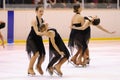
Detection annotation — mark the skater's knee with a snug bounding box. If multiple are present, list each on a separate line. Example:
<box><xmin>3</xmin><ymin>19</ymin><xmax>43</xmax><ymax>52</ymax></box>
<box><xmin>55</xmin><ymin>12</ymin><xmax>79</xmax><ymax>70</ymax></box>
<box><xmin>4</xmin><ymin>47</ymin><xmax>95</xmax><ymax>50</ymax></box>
<box><xmin>56</xmin><ymin>54</ymin><xmax>61</xmax><ymax>58</ymax></box>
<box><xmin>64</xmin><ymin>54</ymin><xmax>70</xmax><ymax>59</ymax></box>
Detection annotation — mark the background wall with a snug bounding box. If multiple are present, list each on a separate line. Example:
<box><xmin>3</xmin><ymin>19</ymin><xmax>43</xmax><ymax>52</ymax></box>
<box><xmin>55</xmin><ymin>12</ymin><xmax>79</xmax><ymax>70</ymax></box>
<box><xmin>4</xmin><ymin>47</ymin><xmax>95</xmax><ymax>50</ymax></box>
<box><xmin>0</xmin><ymin>9</ymin><xmax>120</xmax><ymax>42</ymax></box>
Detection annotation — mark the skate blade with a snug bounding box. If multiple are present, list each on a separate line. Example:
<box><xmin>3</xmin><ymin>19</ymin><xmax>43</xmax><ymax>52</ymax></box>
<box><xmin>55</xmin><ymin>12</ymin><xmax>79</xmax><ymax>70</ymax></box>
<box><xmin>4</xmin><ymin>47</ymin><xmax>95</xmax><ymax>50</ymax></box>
<box><xmin>53</xmin><ymin>69</ymin><xmax>62</xmax><ymax>77</ymax></box>
<box><xmin>69</xmin><ymin>61</ymin><xmax>77</xmax><ymax>66</ymax></box>
<box><xmin>47</xmin><ymin>69</ymin><xmax>53</xmax><ymax>76</ymax></box>
<box><xmin>28</xmin><ymin>73</ymin><xmax>35</xmax><ymax>77</ymax></box>
<box><xmin>69</xmin><ymin>61</ymin><xmax>82</xmax><ymax>67</ymax></box>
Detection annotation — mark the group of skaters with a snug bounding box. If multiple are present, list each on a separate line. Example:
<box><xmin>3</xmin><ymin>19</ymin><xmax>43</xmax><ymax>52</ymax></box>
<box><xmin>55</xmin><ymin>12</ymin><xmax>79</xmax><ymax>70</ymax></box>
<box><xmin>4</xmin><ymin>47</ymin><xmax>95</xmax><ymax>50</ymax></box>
<box><xmin>0</xmin><ymin>3</ymin><xmax>115</xmax><ymax>77</ymax></box>
<box><xmin>26</xmin><ymin>4</ymin><xmax>115</xmax><ymax>77</ymax></box>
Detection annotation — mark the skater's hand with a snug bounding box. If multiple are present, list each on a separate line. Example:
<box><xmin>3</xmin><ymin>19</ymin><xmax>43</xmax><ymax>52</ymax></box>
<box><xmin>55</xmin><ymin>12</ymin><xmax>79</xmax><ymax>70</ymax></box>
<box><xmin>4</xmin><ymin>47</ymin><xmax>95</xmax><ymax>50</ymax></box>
<box><xmin>109</xmin><ymin>31</ymin><xmax>116</xmax><ymax>34</ymax></box>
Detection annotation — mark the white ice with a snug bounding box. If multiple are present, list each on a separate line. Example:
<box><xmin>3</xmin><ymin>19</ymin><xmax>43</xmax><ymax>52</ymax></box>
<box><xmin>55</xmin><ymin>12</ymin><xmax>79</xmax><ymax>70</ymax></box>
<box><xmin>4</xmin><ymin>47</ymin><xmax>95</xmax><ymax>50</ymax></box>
<box><xmin>0</xmin><ymin>40</ymin><xmax>120</xmax><ymax>80</ymax></box>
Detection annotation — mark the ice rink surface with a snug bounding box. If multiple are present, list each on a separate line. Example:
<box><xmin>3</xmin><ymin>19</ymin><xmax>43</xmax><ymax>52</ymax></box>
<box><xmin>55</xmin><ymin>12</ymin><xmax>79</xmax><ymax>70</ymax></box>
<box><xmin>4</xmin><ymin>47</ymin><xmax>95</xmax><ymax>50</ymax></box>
<box><xmin>0</xmin><ymin>40</ymin><xmax>120</xmax><ymax>80</ymax></box>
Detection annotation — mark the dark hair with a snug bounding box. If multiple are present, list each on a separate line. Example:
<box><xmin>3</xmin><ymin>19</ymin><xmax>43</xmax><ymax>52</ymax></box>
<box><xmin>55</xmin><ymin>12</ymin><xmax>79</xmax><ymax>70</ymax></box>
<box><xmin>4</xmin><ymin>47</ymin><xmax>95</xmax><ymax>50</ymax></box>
<box><xmin>92</xmin><ymin>18</ymin><xmax>100</xmax><ymax>25</ymax></box>
<box><xmin>35</xmin><ymin>5</ymin><xmax>43</xmax><ymax>11</ymax></box>
<box><xmin>0</xmin><ymin>22</ymin><xmax>5</xmax><ymax>29</ymax></box>
<box><xmin>39</xmin><ymin>24</ymin><xmax>46</xmax><ymax>32</ymax></box>
<box><xmin>73</xmin><ymin>4</ymin><xmax>80</xmax><ymax>13</ymax></box>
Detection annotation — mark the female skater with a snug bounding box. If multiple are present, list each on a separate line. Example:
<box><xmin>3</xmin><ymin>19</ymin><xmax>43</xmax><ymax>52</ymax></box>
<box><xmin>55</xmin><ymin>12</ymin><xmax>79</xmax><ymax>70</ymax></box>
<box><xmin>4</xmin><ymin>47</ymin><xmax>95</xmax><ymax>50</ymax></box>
<box><xmin>39</xmin><ymin>23</ymin><xmax>70</xmax><ymax>77</ymax></box>
<box><xmin>0</xmin><ymin>20</ymin><xmax>5</xmax><ymax>48</ymax></box>
<box><xmin>68</xmin><ymin>4</ymin><xmax>115</xmax><ymax>67</ymax></box>
<box><xmin>26</xmin><ymin>5</ymin><xmax>46</xmax><ymax>75</ymax></box>
<box><xmin>68</xmin><ymin>4</ymin><xmax>91</xmax><ymax>67</ymax></box>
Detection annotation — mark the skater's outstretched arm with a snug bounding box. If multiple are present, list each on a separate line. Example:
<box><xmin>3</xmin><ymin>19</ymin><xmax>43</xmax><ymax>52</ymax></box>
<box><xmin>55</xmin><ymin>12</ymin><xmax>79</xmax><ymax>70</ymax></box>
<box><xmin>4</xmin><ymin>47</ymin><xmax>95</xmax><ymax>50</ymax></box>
<box><xmin>95</xmin><ymin>25</ymin><xmax>115</xmax><ymax>34</ymax></box>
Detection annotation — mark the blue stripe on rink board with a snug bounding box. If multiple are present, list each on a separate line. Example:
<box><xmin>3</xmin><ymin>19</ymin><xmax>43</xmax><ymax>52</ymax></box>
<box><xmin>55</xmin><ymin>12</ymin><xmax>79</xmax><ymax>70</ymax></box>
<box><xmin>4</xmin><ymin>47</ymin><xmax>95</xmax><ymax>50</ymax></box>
<box><xmin>7</xmin><ymin>11</ymin><xmax>14</xmax><ymax>43</ymax></box>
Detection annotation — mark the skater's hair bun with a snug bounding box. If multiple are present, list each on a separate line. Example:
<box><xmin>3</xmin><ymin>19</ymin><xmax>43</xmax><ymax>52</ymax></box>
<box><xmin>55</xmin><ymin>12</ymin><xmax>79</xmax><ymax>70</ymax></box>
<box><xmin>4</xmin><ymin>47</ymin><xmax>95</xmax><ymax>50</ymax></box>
<box><xmin>92</xmin><ymin>18</ymin><xmax>100</xmax><ymax>25</ymax></box>
<box><xmin>35</xmin><ymin>5</ymin><xmax>43</xmax><ymax>11</ymax></box>
<box><xmin>73</xmin><ymin>4</ymin><xmax>80</xmax><ymax>14</ymax></box>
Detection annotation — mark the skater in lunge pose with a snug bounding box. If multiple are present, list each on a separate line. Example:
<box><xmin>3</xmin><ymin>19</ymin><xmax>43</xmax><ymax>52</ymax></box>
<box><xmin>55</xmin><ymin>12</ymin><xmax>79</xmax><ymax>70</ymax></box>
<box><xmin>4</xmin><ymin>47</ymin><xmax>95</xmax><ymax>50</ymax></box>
<box><xmin>26</xmin><ymin>5</ymin><xmax>46</xmax><ymax>75</ymax></box>
<box><xmin>39</xmin><ymin>23</ymin><xmax>70</xmax><ymax>77</ymax></box>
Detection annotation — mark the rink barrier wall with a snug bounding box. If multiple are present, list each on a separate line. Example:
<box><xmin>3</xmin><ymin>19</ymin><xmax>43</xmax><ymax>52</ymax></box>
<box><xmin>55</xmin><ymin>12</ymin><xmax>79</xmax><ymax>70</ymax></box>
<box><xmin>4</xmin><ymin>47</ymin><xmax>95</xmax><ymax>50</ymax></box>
<box><xmin>0</xmin><ymin>9</ymin><xmax>120</xmax><ymax>43</ymax></box>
